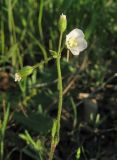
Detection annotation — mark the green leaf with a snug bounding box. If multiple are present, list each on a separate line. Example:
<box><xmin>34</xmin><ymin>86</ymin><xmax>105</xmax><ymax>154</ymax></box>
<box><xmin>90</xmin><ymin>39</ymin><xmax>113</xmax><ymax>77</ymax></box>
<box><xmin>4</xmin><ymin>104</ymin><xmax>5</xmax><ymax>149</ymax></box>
<box><xmin>13</xmin><ymin>112</ymin><xmax>52</xmax><ymax>135</ymax></box>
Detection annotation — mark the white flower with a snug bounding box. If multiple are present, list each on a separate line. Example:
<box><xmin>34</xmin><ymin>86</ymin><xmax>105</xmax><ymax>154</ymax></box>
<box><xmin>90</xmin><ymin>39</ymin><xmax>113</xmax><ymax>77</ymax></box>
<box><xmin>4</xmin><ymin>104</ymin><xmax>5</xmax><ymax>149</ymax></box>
<box><xmin>15</xmin><ymin>73</ymin><xmax>21</xmax><ymax>82</ymax></box>
<box><xmin>66</xmin><ymin>28</ymin><xmax>87</xmax><ymax>55</ymax></box>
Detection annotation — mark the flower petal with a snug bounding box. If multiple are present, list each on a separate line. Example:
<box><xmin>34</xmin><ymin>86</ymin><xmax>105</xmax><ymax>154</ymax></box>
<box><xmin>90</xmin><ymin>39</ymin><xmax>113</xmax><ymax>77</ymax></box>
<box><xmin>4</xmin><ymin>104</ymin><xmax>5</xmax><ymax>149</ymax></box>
<box><xmin>15</xmin><ymin>73</ymin><xmax>21</xmax><ymax>82</ymax></box>
<box><xmin>66</xmin><ymin>28</ymin><xmax>84</xmax><ymax>41</ymax></box>
<box><xmin>69</xmin><ymin>38</ymin><xmax>87</xmax><ymax>55</ymax></box>
<box><xmin>77</xmin><ymin>38</ymin><xmax>87</xmax><ymax>51</ymax></box>
<box><xmin>69</xmin><ymin>48</ymin><xmax>80</xmax><ymax>55</ymax></box>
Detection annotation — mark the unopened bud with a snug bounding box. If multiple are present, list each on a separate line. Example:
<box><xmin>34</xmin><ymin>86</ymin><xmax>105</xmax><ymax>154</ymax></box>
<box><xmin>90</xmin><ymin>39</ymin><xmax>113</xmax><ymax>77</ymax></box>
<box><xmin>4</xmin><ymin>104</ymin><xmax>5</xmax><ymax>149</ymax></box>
<box><xmin>15</xmin><ymin>66</ymin><xmax>33</xmax><ymax>82</ymax></box>
<box><xmin>58</xmin><ymin>13</ymin><xmax>67</xmax><ymax>33</ymax></box>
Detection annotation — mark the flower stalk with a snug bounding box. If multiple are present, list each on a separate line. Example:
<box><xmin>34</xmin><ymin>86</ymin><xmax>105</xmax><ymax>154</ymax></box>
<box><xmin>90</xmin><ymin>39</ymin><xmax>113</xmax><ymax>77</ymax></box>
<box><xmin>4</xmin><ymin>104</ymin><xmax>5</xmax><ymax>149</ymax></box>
<box><xmin>49</xmin><ymin>30</ymin><xmax>63</xmax><ymax>160</ymax></box>
<box><xmin>49</xmin><ymin>13</ymin><xmax>67</xmax><ymax>160</ymax></box>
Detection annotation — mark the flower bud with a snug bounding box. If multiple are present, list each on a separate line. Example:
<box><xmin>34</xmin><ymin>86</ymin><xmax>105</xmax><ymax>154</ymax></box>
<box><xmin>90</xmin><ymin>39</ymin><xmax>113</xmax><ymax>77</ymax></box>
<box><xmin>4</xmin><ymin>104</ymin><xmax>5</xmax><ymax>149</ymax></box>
<box><xmin>15</xmin><ymin>66</ymin><xmax>34</xmax><ymax>82</ymax></box>
<box><xmin>58</xmin><ymin>13</ymin><xmax>67</xmax><ymax>33</ymax></box>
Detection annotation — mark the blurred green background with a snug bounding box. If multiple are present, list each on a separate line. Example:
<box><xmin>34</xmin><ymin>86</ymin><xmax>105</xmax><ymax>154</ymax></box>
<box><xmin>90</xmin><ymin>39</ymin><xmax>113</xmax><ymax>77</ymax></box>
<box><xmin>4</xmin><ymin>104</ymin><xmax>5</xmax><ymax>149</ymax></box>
<box><xmin>0</xmin><ymin>0</ymin><xmax>117</xmax><ymax>160</ymax></box>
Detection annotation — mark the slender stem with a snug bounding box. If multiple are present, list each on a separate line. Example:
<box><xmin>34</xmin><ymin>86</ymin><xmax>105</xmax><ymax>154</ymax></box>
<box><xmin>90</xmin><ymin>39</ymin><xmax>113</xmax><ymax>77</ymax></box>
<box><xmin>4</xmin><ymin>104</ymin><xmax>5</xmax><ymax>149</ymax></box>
<box><xmin>67</xmin><ymin>49</ymin><xmax>70</xmax><ymax>62</ymax></box>
<box><xmin>56</xmin><ymin>31</ymin><xmax>63</xmax><ymax>132</ymax></box>
<box><xmin>56</xmin><ymin>56</ymin><xmax>63</xmax><ymax>134</ymax></box>
<box><xmin>49</xmin><ymin>32</ymin><xmax>63</xmax><ymax>160</ymax></box>
<box><xmin>33</xmin><ymin>57</ymin><xmax>53</xmax><ymax>70</ymax></box>
<box><xmin>58</xmin><ymin>32</ymin><xmax>63</xmax><ymax>55</ymax></box>
<box><xmin>38</xmin><ymin>0</ymin><xmax>44</xmax><ymax>41</ymax></box>
<box><xmin>0</xmin><ymin>104</ymin><xmax>10</xmax><ymax>160</ymax></box>
<box><xmin>0</xmin><ymin>140</ymin><xmax>3</xmax><ymax>160</ymax></box>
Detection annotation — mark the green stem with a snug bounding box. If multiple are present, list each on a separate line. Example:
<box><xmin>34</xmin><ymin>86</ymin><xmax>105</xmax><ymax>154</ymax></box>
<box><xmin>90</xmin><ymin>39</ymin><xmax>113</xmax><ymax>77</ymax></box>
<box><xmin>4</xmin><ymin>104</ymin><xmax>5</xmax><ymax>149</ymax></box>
<box><xmin>0</xmin><ymin>140</ymin><xmax>3</xmax><ymax>160</ymax></box>
<box><xmin>56</xmin><ymin>54</ymin><xmax>63</xmax><ymax>135</ymax></box>
<box><xmin>33</xmin><ymin>57</ymin><xmax>53</xmax><ymax>70</ymax></box>
<box><xmin>56</xmin><ymin>31</ymin><xmax>63</xmax><ymax>132</ymax></box>
<box><xmin>58</xmin><ymin>32</ymin><xmax>63</xmax><ymax>55</ymax></box>
<box><xmin>49</xmin><ymin>32</ymin><xmax>63</xmax><ymax>160</ymax></box>
<box><xmin>0</xmin><ymin>104</ymin><xmax>10</xmax><ymax>160</ymax></box>
<box><xmin>38</xmin><ymin>0</ymin><xmax>44</xmax><ymax>41</ymax></box>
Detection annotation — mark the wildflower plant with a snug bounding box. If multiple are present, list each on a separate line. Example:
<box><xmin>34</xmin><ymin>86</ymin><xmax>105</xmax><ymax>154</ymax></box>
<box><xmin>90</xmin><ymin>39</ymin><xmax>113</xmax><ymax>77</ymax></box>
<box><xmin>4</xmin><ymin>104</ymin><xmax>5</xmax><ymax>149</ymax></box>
<box><xmin>15</xmin><ymin>14</ymin><xmax>87</xmax><ymax>160</ymax></box>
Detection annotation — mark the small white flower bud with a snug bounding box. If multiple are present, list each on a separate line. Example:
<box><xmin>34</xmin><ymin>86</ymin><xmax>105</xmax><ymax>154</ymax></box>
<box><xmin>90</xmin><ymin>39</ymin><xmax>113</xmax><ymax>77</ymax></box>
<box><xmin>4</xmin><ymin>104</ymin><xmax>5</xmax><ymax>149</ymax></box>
<box><xmin>58</xmin><ymin>13</ymin><xmax>67</xmax><ymax>33</ymax></box>
<box><xmin>15</xmin><ymin>73</ymin><xmax>21</xmax><ymax>82</ymax></box>
<box><xmin>15</xmin><ymin>66</ymin><xmax>34</xmax><ymax>82</ymax></box>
